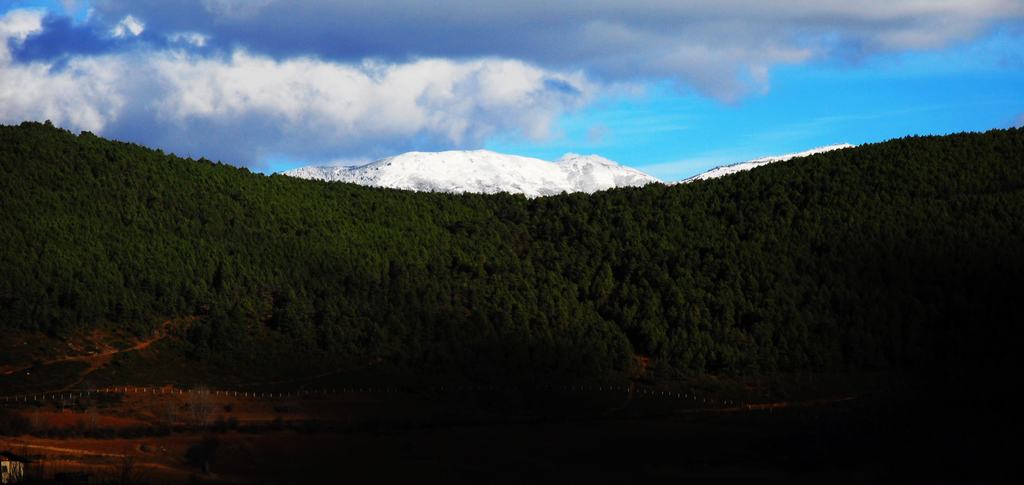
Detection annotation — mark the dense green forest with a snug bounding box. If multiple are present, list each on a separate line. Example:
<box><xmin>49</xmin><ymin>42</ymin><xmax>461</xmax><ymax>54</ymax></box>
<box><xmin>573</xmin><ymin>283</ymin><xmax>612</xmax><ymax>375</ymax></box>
<box><xmin>1</xmin><ymin>122</ymin><xmax>1022</xmax><ymax>383</ymax></box>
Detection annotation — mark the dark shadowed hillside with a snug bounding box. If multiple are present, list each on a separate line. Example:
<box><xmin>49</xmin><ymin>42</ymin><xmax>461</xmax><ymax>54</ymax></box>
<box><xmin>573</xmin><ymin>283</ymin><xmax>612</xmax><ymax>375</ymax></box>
<box><xmin>1</xmin><ymin>122</ymin><xmax>1022</xmax><ymax>384</ymax></box>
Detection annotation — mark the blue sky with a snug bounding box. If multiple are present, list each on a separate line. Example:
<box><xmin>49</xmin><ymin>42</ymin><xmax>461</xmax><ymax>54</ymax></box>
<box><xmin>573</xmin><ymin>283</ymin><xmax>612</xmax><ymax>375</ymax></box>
<box><xmin>491</xmin><ymin>31</ymin><xmax>1024</xmax><ymax>179</ymax></box>
<box><xmin>2</xmin><ymin>1</ymin><xmax>1023</xmax><ymax>181</ymax></box>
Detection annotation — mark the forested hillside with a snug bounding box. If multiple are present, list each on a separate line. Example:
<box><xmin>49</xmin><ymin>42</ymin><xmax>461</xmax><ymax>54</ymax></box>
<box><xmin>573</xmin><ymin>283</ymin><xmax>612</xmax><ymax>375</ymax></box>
<box><xmin>2</xmin><ymin>122</ymin><xmax>1022</xmax><ymax>383</ymax></box>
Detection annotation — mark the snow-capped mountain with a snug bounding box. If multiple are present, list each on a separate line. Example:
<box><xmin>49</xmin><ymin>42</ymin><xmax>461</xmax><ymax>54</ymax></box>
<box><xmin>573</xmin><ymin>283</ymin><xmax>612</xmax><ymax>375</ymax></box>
<box><xmin>282</xmin><ymin>150</ymin><xmax>660</xmax><ymax>197</ymax></box>
<box><xmin>680</xmin><ymin>144</ymin><xmax>854</xmax><ymax>183</ymax></box>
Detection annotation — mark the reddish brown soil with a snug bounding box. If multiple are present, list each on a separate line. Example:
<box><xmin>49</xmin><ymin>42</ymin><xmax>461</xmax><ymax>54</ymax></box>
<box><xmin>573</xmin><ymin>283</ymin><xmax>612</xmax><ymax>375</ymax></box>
<box><xmin>0</xmin><ymin>319</ymin><xmax>188</xmax><ymax>379</ymax></box>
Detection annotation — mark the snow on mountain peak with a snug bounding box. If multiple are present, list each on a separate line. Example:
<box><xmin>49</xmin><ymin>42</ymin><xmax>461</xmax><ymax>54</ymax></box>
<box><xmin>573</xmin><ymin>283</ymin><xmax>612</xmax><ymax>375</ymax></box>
<box><xmin>680</xmin><ymin>144</ymin><xmax>854</xmax><ymax>183</ymax></box>
<box><xmin>282</xmin><ymin>150</ymin><xmax>660</xmax><ymax>197</ymax></box>
<box><xmin>555</xmin><ymin>153</ymin><xmax>658</xmax><ymax>193</ymax></box>
<box><xmin>557</xmin><ymin>153</ymin><xmax>616</xmax><ymax>165</ymax></box>
<box><xmin>283</xmin><ymin>144</ymin><xmax>854</xmax><ymax>195</ymax></box>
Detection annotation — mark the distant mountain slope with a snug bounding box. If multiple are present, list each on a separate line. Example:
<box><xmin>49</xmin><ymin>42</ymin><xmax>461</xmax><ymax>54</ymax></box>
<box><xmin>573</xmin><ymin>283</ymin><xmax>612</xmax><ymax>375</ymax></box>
<box><xmin>681</xmin><ymin>144</ymin><xmax>854</xmax><ymax>182</ymax></box>
<box><xmin>282</xmin><ymin>150</ymin><xmax>659</xmax><ymax>197</ymax></box>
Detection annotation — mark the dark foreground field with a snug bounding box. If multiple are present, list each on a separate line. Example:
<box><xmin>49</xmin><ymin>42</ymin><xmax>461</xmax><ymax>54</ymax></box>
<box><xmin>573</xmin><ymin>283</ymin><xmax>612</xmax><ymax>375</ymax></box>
<box><xmin>1</xmin><ymin>370</ymin><xmax>1013</xmax><ymax>484</ymax></box>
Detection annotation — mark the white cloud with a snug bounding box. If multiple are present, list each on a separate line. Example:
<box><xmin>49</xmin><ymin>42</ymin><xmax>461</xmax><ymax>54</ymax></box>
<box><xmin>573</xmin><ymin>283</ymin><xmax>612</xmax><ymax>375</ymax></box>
<box><xmin>110</xmin><ymin>15</ymin><xmax>144</xmax><ymax>38</ymax></box>
<box><xmin>0</xmin><ymin>9</ymin><xmax>44</xmax><ymax>59</ymax></box>
<box><xmin>0</xmin><ymin>12</ymin><xmax>126</xmax><ymax>133</ymax></box>
<box><xmin>0</xmin><ymin>9</ymin><xmax>594</xmax><ymax>166</ymax></box>
<box><xmin>146</xmin><ymin>53</ymin><xmax>592</xmax><ymax>146</ymax></box>
<box><xmin>168</xmin><ymin>32</ymin><xmax>209</xmax><ymax>47</ymax></box>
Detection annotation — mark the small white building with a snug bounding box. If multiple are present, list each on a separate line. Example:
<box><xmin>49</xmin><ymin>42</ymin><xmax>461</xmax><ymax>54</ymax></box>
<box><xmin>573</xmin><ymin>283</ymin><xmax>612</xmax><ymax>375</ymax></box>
<box><xmin>0</xmin><ymin>452</ymin><xmax>26</xmax><ymax>484</ymax></box>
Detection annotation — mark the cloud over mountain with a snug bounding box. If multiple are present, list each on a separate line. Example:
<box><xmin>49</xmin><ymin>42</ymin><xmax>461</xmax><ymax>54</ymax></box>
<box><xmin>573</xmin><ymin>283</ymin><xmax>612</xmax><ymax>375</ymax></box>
<box><xmin>1</xmin><ymin>9</ymin><xmax>592</xmax><ymax>167</ymax></box>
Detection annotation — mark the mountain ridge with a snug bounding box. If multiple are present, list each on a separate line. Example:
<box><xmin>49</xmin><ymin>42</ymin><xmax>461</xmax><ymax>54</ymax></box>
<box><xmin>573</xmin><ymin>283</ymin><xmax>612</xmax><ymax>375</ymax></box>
<box><xmin>282</xmin><ymin>149</ymin><xmax>659</xmax><ymax>197</ymax></box>
<box><xmin>681</xmin><ymin>144</ymin><xmax>855</xmax><ymax>183</ymax></box>
<box><xmin>284</xmin><ymin>144</ymin><xmax>857</xmax><ymax>194</ymax></box>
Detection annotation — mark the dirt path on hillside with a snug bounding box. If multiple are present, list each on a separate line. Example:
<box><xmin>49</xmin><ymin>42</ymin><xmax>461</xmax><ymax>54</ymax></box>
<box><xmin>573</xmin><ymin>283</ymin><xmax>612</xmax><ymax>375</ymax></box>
<box><xmin>0</xmin><ymin>320</ymin><xmax>178</xmax><ymax>387</ymax></box>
